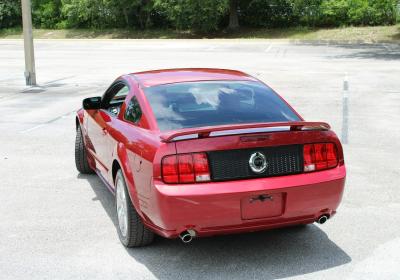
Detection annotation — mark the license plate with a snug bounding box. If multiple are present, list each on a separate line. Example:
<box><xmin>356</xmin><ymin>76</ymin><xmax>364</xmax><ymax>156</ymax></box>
<box><xmin>241</xmin><ymin>193</ymin><xmax>285</xmax><ymax>220</ymax></box>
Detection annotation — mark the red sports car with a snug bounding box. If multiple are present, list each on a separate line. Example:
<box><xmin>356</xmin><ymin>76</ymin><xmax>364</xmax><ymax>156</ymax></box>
<box><xmin>75</xmin><ymin>68</ymin><xmax>346</xmax><ymax>247</ymax></box>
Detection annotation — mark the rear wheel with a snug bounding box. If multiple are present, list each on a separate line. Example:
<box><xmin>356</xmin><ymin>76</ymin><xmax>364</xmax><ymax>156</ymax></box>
<box><xmin>75</xmin><ymin>126</ymin><xmax>94</xmax><ymax>174</ymax></box>
<box><xmin>115</xmin><ymin>170</ymin><xmax>154</xmax><ymax>247</ymax></box>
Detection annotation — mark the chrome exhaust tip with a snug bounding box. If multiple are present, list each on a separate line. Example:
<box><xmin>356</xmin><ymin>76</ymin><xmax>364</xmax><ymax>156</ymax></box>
<box><xmin>317</xmin><ymin>215</ymin><xmax>329</xmax><ymax>224</ymax></box>
<box><xmin>179</xmin><ymin>229</ymin><xmax>196</xmax><ymax>243</ymax></box>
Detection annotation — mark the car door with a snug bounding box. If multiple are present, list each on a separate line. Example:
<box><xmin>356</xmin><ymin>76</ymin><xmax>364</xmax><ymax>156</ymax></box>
<box><xmin>86</xmin><ymin>82</ymin><xmax>129</xmax><ymax>177</ymax></box>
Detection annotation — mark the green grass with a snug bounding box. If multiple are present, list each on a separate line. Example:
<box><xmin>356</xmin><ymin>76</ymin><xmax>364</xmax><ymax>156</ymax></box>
<box><xmin>1</xmin><ymin>25</ymin><xmax>399</xmax><ymax>42</ymax></box>
<box><xmin>0</xmin><ymin>27</ymin><xmax>197</xmax><ymax>39</ymax></box>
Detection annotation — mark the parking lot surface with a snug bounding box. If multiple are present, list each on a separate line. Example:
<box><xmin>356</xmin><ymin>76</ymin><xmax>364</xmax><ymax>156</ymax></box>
<box><xmin>0</xmin><ymin>39</ymin><xmax>400</xmax><ymax>280</ymax></box>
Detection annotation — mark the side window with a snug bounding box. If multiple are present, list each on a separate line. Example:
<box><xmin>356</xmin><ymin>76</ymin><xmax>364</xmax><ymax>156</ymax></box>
<box><xmin>124</xmin><ymin>96</ymin><xmax>142</xmax><ymax>124</ymax></box>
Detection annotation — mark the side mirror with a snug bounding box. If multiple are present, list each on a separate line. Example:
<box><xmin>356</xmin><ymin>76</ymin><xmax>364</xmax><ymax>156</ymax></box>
<box><xmin>83</xmin><ymin>96</ymin><xmax>101</xmax><ymax>110</ymax></box>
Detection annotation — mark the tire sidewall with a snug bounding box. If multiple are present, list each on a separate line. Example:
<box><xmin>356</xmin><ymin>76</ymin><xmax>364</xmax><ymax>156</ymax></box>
<box><xmin>115</xmin><ymin>170</ymin><xmax>131</xmax><ymax>246</ymax></box>
<box><xmin>76</xmin><ymin>125</ymin><xmax>97</xmax><ymax>174</ymax></box>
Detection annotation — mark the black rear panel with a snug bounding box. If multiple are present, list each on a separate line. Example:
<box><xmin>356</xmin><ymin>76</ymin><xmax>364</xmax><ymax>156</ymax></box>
<box><xmin>208</xmin><ymin>145</ymin><xmax>303</xmax><ymax>181</ymax></box>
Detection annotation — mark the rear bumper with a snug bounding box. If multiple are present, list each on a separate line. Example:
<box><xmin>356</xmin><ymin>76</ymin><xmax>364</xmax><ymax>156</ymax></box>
<box><xmin>144</xmin><ymin>165</ymin><xmax>346</xmax><ymax>238</ymax></box>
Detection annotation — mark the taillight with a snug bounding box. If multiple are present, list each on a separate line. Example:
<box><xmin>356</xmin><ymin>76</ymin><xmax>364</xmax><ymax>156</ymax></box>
<box><xmin>162</xmin><ymin>155</ymin><xmax>179</xmax><ymax>183</ymax></box>
<box><xmin>303</xmin><ymin>143</ymin><xmax>338</xmax><ymax>172</ymax></box>
<box><xmin>162</xmin><ymin>152</ymin><xmax>211</xmax><ymax>184</ymax></box>
<box><xmin>178</xmin><ymin>154</ymin><xmax>195</xmax><ymax>183</ymax></box>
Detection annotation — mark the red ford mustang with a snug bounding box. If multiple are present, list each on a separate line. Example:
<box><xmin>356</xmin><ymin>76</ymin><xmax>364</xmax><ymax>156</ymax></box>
<box><xmin>75</xmin><ymin>68</ymin><xmax>346</xmax><ymax>247</ymax></box>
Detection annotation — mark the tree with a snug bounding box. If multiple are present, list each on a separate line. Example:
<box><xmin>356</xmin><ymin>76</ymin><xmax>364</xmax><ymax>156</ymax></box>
<box><xmin>228</xmin><ymin>0</ymin><xmax>239</xmax><ymax>29</ymax></box>
<box><xmin>112</xmin><ymin>0</ymin><xmax>153</xmax><ymax>29</ymax></box>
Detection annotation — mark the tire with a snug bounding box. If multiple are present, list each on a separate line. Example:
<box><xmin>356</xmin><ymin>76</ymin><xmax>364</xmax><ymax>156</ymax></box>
<box><xmin>115</xmin><ymin>169</ymin><xmax>154</xmax><ymax>247</ymax></box>
<box><xmin>75</xmin><ymin>126</ymin><xmax>94</xmax><ymax>174</ymax></box>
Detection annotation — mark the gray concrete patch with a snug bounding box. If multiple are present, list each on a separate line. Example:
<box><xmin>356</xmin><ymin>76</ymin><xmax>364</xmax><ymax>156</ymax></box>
<box><xmin>0</xmin><ymin>39</ymin><xmax>400</xmax><ymax>279</ymax></box>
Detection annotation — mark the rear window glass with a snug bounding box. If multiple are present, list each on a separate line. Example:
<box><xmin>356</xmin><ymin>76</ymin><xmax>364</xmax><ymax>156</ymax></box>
<box><xmin>144</xmin><ymin>81</ymin><xmax>300</xmax><ymax>132</ymax></box>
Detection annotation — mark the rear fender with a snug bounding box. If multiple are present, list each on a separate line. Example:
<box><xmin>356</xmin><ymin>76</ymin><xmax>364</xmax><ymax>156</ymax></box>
<box><xmin>115</xmin><ymin>143</ymin><xmax>143</xmax><ymax>216</ymax></box>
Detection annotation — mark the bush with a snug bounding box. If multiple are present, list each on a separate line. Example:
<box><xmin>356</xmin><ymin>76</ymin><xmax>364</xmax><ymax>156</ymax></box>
<box><xmin>318</xmin><ymin>0</ymin><xmax>350</xmax><ymax>26</ymax></box>
<box><xmin>240</xmin><ymin>0</ymin><xmax>398</xmax><ymax>28</ymax></box>
<box><xmin>60</xmin><ymin>0</ymin><xmax>122</xmax><ymax>28</ymax></box>
<box><xmin>154</xmin><ymin>0</ymin><xmax>228</xmax><ymax>32</ymax></box>
<box><xmin>114</xmin><ymin>0</ymin><xmax>159</xmax><ymax>29</ymax></box>
<box><xmin>347</xmin><ymin>0</ymin><xmax>371</xmax><ymax>25</ymax></box>
<box><xmin>240</xmin><ymin>0</ymin><xmax>297</xmax><ymax>27</ymax></box>
<box><xmin>0</xmin><ymin>0</ymin><xmax>21</xmax><ymax>28</ymax></box>
<box><xmin>292</xmin><ymin>0</ymin><xmax>323</xmax><ymax>27</ymax></box>
<box><xmin>60</xmin><ymin>0</ymin><xmax>162</xmax><ymax>29</ymax></box>
<box><xmin>33</xmin><ymin>0</ymin><xmax>62</xmax><ymax>28</ymax></box>
<box><xmin>367</xmin><ymin>0</ymin><xmax>398</xmax><ymax>25</ymax></box>
<box><xmin>318</xmin><ymin>0</ymin><xmax>398</xmax><ymax>26</ymax></box>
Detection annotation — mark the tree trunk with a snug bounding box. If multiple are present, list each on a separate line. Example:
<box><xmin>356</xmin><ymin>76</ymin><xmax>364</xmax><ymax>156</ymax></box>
<box><xmin>228</xmin><ymin>0</ymin><xmax>239</xmax><ymax>30</ymax></box>
<box><xmin>122</xmin><ymin>8</ymin><xmax>129</xmax><ymax>28</ymax></box>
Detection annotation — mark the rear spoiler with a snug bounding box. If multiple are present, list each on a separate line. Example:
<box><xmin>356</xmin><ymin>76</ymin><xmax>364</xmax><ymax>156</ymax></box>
<box><xmin>160</xmin><ymin>121</ymin><xmax>331</xmax><ymax>142</ymax></box>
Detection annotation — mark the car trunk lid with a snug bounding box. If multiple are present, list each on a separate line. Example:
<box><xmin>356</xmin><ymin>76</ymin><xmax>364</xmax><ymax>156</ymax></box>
<box><xmin>160</xmin><ymin>122</ymin><xmax>342</xmax><ymax>182</ymax></box>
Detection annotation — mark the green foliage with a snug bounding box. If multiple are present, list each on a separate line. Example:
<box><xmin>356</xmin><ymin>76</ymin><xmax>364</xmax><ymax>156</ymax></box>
<box><xmin>292</xmin><ymin>0</ymin><xmax>323</xmax><ymax>26</ymax></box>
<box><xmin>367</xmin><ymin>0</ymin><xmax>398</xmax><ymax>25</ymax></box>
<box><xmin>0</xmin><ymin>0</ymin><xmax>398</xmax><ymax>31</ymax></box>
<box><xmin>318</xmin><ymin>0</ymin><xmax>350</xmax><ymax>26</ymax></box>
<box><xmin>319</xmin><ymin>0</ymin><xmax>398</xmax><ymax>26</ymax></box>
<box><xmin>0</xmin><ymin>0</ymin><xmax>21</xmax><ymax>28</ymax></box>
<box><xmin>60</xmin><ymin>0</ymin><xmax>158</xmax><ymax>29</ymax></box>
<box><xmin>115</xmin><ymin>0</ymin><xmax>157</xmax><ymax>29</ymax></box>
<box><xmin>32</xmin><ymin>0</ymin><xmax>62</xmax><ymax>28</ymax></box>
<box><xmin>240</xmin><ymin>0</ymin><xmax>296</xmax><ymax>27</ymax></box>
<box><xmin>154</xmin><ymin>0</ymin><xmax>228</xmax><ymax>32</ymax></box>
<box><xmin>241</xmin><ymin>0</ymin><xmax>398</xmax><ymax>27</ymax></box>
<box><xmin>60</xmin><ymin>0</ymin><xmax>118</xmax><ymax>28</ymax></box>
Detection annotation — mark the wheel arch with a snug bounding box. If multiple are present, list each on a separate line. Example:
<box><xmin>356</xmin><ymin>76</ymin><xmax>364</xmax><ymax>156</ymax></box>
<box><xmin>75</xmin><ymin>117</ymin><xmax>80</xmax><ymax>131</ymax></box>
<box><xmin>112</xmin><ymin>160</ymin><xmax>121</xmax><ymax>185</ymax></box>
<box><xmin>76</xmin><ymin>108</ymin><xmax>85</xmax><ymax>131</ymax></box>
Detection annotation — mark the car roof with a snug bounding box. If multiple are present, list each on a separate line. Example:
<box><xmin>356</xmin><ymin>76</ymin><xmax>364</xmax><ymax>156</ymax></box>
<box><xmin>130</xmin><ymin>68</ymin><xmax>258</xmax><ymax>87</ymax></box>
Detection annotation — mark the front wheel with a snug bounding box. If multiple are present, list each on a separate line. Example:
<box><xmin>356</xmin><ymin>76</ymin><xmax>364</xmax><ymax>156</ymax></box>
<box><xmin>75</xmin><ymin>126</ymin><xmax>94</xmax><ymax>174</ymax></box>
<box><xmin>115</xmin><ymin>170</ymin><xmax>154</xmax><ymax>247</ymax></box>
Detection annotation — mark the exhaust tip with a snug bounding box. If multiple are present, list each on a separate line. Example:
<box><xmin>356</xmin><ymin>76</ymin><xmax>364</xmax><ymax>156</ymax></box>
<box><xmin>181</xmin><ymin>234</ymin><xmax>192</xmax><ymax>243</ymax></box>
<box><xmin>317</xmin><ymin>215</ymin><xmax>329</xmax><ymax>224</ymax></box>
<box><xmin>179</xmin><ymin>230</ymin><xmax>196</xmax><ymax>243</ymax></box>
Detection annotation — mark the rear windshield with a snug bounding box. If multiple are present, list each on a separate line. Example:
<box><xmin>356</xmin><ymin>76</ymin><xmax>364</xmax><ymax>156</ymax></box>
<box><xmin>144</xmin><ymin>81</ymin><xmax>300</xmax><ymax>132</ymax></box>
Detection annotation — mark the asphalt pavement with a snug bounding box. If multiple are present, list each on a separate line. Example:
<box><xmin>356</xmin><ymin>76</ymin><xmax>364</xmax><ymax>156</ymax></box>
<box><xmin>0</xmin><ymin>39</ymin><xmax>400</xmax><ymax>280</ymax></box>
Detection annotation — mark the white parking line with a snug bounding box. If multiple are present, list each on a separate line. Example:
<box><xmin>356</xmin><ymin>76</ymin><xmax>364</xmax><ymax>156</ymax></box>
<box><xmin>264</xmin><ymin>44</ymin><xmax>273</xmax><ymax>53</ymax></box>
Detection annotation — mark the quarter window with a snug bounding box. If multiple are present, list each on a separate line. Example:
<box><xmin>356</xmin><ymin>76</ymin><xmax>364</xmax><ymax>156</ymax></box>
<box><xmin>124</xmin><ymin>96</ymin><xmax>142</xmax><ymax>124</ymax></box>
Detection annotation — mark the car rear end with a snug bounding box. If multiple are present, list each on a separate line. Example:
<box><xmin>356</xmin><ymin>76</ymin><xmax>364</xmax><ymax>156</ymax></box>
<box><xmin>140</xmin><ymin>79</ymin><xmax>346</xmax><ymax>239</ymax></box>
